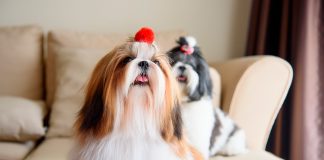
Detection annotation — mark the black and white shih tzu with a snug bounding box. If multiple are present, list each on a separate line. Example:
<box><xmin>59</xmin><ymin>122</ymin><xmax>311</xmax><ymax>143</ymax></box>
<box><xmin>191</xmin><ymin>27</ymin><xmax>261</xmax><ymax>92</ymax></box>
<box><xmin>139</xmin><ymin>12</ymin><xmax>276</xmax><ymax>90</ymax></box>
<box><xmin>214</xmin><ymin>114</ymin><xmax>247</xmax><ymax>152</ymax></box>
<box><xmin>167</xmin><ymin>36</ymin><xmax>247</xmax><ymax>159</ymax></box>
<box><xmin>70</xmin><ymin>29</ymin><xmax>204</xmax><ymax>160</ymax></box>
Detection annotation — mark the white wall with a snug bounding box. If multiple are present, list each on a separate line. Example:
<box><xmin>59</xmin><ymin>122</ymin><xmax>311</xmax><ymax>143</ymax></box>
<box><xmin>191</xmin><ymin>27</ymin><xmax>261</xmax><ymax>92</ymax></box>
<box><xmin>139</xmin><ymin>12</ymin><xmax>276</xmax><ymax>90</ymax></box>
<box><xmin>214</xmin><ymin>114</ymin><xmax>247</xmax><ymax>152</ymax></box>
<box><xmin>0</xmin><ymin>0</ymin><xmax>251</xmax><ymax>62</ymax></box>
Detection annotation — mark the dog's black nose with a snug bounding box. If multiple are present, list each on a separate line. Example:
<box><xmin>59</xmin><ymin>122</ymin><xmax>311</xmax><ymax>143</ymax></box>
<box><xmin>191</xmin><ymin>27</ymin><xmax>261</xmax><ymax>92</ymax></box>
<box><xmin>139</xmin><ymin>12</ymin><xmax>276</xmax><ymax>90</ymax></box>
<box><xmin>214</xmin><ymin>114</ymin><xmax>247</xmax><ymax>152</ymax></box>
<box><xmin>138</xmin><ymin>61</ymin><xmax>149</xmax><ymax>70</ymax></box>
<box><xmin>178</xmin><ymin>66</ymin><xmax>186</xmax><ymax>72</ymax></box>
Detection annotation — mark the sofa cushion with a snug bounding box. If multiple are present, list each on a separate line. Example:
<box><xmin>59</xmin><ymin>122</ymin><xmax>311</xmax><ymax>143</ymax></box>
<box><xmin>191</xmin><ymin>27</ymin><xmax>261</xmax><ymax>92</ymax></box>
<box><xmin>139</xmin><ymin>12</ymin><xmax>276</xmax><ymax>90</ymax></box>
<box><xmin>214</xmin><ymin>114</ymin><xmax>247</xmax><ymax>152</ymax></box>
<box><xmin>25</xmin><ymin>138</ymin><xmax>72</xmax><ymax>160</ymax></box>
<box><xmin>25</xmin><ymin>138</ymin><xmax>281</xmax><ymax>160</ymax></box>
<box><xmin>211</xmin><ymin>150</ymin><xmax>282</xmax><ymax>160</ymax></box>
<box><xmin>47</xmin><ymin>47</ymin><xmax>106</xmax><ymax>137</ymax></box>
<box><xmin>0</xmin><ymin>96</ymin><xmax>46</xmax><ymax>141</ymax></box>
<box><xmin>0</xmin><ymin>141</ymin><xmax>35</xmax><ymax>160</ymax></box>
<box><xmin>46</xmin><ymin>30</ymin><xmax>185</xmax><ymax>137</ymax></box>
<box><xmin>0</xmin><ymin>25</ymin><xmax>43</xmax><ymax>100</ymax></box>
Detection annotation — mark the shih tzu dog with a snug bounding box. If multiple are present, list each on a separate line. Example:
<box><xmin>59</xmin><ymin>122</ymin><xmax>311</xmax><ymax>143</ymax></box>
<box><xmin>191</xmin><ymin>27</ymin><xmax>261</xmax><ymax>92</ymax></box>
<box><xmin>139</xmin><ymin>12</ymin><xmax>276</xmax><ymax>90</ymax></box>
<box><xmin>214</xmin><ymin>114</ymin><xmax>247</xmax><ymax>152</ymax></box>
<box><xmin>70</xmin><ymin>28</ymin><xmax>203</xmax><ymax>160</ymax></box>
<box><xmin>168</xmin><ymin>36</ymin><xmax>247</xmax><ymax>159</ymax></box>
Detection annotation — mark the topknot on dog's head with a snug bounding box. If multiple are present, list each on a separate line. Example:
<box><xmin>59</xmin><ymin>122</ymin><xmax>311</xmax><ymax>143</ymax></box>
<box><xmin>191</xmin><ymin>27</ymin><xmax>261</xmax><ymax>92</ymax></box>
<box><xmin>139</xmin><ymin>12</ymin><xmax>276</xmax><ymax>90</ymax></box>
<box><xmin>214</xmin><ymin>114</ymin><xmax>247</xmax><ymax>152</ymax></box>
<box><xmin>134</xmin><ymin>27</ymin><xmax>155</xmax><ymax>44</ymax></box>
<box><xmin>176</xmin><ymin>36</ymin><xmax>198</xmax><ymax>55</ymax></box>
<box><xmin>177</xmin><ymin>36</ymin><xmax>197</xmax><ymax>47</ymax></box>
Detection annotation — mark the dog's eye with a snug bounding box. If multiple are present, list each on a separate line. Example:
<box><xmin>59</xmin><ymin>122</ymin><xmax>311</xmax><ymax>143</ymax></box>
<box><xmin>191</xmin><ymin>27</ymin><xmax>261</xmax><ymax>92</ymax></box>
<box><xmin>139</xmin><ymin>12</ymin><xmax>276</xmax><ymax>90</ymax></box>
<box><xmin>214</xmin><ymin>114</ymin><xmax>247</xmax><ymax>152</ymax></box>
<box><xmin>153</xmin><ymin>60</ymin><xmax>160</xmax><ymax>66</ymax></box>
<box><xmin>123</xmin><ymin>57</ymin><xmax>134</xmax><ymax>64</ymax></box>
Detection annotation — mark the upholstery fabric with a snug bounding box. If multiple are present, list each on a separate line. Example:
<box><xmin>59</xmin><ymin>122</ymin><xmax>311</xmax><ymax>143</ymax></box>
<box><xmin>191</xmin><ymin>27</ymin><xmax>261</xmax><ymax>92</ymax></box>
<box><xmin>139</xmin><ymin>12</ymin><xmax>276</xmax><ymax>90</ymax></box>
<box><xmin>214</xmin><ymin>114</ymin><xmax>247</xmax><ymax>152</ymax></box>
<box><xmin>46</xmin><ymin>30</ymin><xmax>186</xmax><ymax>137</ymax></box>
<box><xmin>0</xmin><ymin>96</ymin><xmax>46</xmax><ymax>141</ymax></box>
<box><xmin>25</xmin><ymin>138</ymin><xmax>72</xmax><ymax>160</ymax></box>
<box><xmin>210</xmin><ymin>56</ymin><xmax>293</xmax><ymax>150</ymax></box>
<box><xmin>0</xmin><ymin>25</ymin><xmax>43</xmax><ymax>100</ymax></box>
<box><xmin>0</xmin><ymin>141</ymin><xmax>35</xmax><ymax>160</ymax></box>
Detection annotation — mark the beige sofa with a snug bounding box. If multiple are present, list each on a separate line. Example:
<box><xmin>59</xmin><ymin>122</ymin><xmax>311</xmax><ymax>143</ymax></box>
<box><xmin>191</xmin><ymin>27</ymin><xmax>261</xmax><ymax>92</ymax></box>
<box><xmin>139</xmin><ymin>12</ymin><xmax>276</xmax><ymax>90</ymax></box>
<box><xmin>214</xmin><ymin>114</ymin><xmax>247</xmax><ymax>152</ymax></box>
<box><xmin>0</xmin><ymin>25</ymin><xmax>293</xmax><ymax>160</ymax></box>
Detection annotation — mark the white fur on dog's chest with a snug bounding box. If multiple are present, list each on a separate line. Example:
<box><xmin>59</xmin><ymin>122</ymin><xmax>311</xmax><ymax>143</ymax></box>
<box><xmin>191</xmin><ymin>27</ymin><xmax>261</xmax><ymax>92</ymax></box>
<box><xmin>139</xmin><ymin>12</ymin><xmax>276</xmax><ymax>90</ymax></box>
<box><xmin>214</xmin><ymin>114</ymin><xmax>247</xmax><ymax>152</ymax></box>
<box><xmin>74</xmin><ymin>134</ymin><xmax>185</xmax><ymax>160</ymax></box>
<box><xmin>181</xmin><ymin>98</ymin><xmax>215</xmax><ymax>158</ymax></box>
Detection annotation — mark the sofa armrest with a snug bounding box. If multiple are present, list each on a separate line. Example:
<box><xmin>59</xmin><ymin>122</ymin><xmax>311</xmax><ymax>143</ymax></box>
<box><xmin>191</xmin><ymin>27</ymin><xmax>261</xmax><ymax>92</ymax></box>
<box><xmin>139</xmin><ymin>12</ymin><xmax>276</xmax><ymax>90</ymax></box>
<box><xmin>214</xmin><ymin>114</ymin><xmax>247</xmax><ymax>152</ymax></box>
<box><xmin>210</xmin><ymin>56</ymin><xmax>293</xmax><ymax>150</ymax></box>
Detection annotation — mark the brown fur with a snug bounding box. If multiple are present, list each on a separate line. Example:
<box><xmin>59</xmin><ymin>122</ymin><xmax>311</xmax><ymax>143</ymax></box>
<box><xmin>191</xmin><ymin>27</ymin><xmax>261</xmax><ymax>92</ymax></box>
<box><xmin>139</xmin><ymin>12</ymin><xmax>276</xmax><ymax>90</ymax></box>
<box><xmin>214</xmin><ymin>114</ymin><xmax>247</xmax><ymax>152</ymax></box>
<box><xmin>74</xmin><ymin>46</ymin><xmax>132</xmax><ymax>142</ymax></box>
<box><xmin>190</xmin><ymin>146</ymin><xmax>205</xmax><ymax>160</ymax></box>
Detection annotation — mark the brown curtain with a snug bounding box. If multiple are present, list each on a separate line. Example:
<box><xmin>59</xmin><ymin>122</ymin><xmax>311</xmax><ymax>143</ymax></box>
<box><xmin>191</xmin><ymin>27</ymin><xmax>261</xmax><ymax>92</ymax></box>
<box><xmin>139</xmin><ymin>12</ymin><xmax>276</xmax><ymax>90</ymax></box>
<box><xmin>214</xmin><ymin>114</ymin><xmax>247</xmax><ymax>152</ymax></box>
<box><xmin>246</xmin><ymin>0</ymin><xmax>324</xmax><ymax>160</ymax></box>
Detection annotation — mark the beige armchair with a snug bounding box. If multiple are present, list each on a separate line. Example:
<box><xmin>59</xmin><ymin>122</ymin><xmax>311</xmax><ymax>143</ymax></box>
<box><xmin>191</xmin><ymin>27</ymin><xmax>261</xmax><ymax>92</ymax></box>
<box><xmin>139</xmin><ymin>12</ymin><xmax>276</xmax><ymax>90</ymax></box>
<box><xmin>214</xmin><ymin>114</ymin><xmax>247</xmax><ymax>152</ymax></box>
<box><xmin>210</xmin><ymin>55</ymin><xmax>293</xmax><ymax>160</ymax></box>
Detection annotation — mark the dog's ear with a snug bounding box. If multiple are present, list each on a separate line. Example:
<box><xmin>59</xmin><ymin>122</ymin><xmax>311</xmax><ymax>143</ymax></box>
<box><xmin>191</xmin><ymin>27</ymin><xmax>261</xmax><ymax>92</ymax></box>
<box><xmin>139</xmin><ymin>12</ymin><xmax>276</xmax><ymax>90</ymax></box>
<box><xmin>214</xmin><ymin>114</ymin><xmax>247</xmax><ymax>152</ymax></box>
<box><xmin>189</xmin><ymin>55</ymin><xmax>213</xmax><ymax>100</ymax></box>
<box><xmin>74</xmin><ymin>53</ymin><xmax>116</xmax><ymax>141</ymax></box>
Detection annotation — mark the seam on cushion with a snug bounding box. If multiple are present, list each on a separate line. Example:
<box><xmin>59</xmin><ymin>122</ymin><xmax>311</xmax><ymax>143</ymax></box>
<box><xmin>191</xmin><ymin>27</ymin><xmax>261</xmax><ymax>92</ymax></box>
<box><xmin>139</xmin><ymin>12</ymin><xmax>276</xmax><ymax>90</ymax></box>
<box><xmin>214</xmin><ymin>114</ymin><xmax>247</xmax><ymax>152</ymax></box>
<box><xmin>228</xmin><ymin>56</ymin><xmax>293</xmax><ymax>149</ymax></box>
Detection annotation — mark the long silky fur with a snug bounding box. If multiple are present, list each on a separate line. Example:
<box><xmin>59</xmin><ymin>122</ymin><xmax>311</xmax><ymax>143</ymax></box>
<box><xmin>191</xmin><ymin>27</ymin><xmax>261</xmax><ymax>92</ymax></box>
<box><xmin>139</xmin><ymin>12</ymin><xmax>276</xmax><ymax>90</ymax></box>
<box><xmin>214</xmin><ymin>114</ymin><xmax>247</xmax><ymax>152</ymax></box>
<box><xmin>72</xmin><ymin>40</ymin><xmax>203</xmax><ymax>160</ymax></box>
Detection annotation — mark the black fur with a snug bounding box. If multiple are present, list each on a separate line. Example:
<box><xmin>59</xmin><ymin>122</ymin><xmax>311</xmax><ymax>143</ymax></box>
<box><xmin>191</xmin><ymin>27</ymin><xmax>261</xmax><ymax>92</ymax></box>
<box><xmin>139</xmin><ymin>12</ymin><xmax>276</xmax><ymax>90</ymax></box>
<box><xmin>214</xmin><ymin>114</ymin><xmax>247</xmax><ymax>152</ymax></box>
<box><xmin>209</xmin><ymin>112</ymin><xmax>222</xmax><ymax>150</ymax></box>
<box><xmin>172</xmin><ymin>104</ymin><xmax>183</xmax><ymax>139</ymax></box>
<box><xmin>168</xmin><ymin>37</ymin><xmax>213</xmax><ymax>101</ymax></box>
<box><xmin>177</xmin><ymin>37</ymin><xmax>189</xmax><ymax>46</ymax></box>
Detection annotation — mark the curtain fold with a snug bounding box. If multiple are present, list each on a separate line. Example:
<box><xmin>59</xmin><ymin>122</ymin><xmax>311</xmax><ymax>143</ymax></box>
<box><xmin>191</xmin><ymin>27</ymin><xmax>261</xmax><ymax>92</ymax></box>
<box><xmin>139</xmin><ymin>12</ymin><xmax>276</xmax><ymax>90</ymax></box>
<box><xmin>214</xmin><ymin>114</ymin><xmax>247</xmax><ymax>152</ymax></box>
<box><xmin>246</xmin><ymin>0</ymin><xmax>324</xmax><ymax>159</ymax></box>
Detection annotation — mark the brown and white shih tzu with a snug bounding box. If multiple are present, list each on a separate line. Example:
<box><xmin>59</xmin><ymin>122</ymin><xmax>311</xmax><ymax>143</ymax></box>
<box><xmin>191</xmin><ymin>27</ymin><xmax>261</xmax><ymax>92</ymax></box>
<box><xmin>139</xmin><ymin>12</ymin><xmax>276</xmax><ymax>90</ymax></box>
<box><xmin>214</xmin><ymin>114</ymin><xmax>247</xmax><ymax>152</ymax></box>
<box><xmin>168</xmin><ymin>36</ymin><xmax>247</xmax><ymax>158</ymax></box>
<box><xmin>70</xmin><ymin>28</ymin><xmax>203</xmax><ymax>160</ymax></box>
